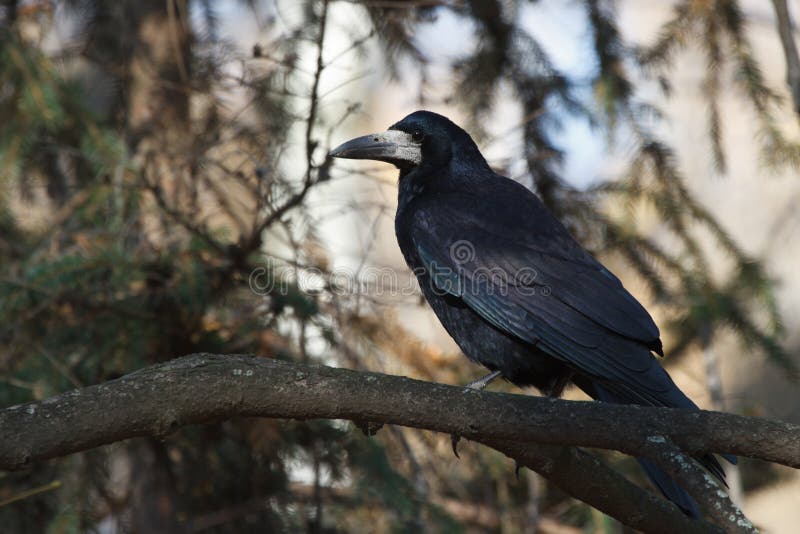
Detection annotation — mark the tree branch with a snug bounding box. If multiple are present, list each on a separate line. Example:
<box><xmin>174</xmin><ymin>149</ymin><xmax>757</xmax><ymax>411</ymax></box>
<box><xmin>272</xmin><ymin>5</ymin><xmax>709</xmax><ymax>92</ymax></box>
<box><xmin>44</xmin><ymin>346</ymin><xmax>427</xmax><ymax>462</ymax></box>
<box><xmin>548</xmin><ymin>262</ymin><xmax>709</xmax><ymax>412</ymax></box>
<box><xmin>481</xmin><ymin>438</ymin><xmax>720</xmax><ymax>533</ymax></box>
<box><xmin>3</xmin><ymin>354</ymin><xmax>798</xmax><ymax>531</ymax></box>
<box><xmin>639</xmin><ymin>436</ymin><xmax>754</xmax><ymax>533</ymax></box>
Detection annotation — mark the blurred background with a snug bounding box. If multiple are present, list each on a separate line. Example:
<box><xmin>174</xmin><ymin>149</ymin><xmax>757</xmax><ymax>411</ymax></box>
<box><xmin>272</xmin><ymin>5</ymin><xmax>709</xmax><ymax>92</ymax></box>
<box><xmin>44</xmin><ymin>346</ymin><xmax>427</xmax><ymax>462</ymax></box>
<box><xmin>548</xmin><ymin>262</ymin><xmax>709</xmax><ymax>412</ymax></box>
<box><xmin>1</xmin><ymin>0</ymin><xmax>799</xmax><ymax>532</ymax></box>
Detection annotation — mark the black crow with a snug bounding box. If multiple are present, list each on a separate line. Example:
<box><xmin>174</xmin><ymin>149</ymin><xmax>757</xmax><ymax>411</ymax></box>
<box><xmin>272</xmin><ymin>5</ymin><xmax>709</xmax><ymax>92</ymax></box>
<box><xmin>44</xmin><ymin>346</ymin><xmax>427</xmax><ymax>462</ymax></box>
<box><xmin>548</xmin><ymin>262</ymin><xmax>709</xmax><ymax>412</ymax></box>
<box><xmin>329</xmin><ymin>110</ymin><xmax>734</xmax><ymax>517</ymax></box>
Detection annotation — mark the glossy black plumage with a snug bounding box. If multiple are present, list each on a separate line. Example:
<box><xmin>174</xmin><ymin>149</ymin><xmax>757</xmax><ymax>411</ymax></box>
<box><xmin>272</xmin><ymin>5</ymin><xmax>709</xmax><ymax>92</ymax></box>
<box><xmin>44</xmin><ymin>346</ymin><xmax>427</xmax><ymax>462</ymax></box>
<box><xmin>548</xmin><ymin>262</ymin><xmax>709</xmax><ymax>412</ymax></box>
<box><xmin>332</xmin><ymin>110</ymin><xmax>733</xmax><ymax>517</ymax></box>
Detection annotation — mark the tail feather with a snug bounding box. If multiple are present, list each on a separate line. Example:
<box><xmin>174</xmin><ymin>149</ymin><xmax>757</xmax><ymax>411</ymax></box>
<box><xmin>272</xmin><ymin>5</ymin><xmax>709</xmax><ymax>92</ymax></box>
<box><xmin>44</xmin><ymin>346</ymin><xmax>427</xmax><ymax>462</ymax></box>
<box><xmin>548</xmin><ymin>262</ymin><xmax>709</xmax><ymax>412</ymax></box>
<box><xmin>574</xmin><ymin>377</ymin><xmax>735</xmax><ymax>516</ymax></box>
<box><xmin>637</xmin><ymin>457</ymin><xmax>700</xmax><ymax>518</ymax></box>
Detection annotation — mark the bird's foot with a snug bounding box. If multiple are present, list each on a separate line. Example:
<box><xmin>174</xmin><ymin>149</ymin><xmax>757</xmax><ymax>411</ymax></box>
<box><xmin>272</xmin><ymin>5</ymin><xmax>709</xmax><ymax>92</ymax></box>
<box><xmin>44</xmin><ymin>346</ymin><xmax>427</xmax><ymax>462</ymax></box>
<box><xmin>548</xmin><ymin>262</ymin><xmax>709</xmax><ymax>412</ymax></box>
<box><xmin>450</xmin><ymin>371</ymin><xmax>503</xmax><ymax>458</ymax></box>
<box><xmin>451</xmin><ymin>433</ymin><xmax>462</xmax><ymax>458</ymax></box>
<box><xmin>355</xmin><ymin>420</ymin><xmax>383</xmax><ymax>436</ymax></box>
<box><xmin>465</xmin><ymin>370</ymin><xmax>502</xmax><ymax>390</ymax></box>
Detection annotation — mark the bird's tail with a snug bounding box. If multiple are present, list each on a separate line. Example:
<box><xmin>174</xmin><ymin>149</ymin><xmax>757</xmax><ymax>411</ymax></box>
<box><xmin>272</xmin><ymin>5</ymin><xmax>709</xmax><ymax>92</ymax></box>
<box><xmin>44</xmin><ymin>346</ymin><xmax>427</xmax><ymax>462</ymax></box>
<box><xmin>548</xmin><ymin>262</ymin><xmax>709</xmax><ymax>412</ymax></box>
<box><xmin>579</xmin><ymin>380</ymin><xmax>736</xmax><ymax>518</ymax></box>
<box><xmin>636</xmin><ymin>456</ymin><xmax>701</xmax><ymax>518</ymax></box>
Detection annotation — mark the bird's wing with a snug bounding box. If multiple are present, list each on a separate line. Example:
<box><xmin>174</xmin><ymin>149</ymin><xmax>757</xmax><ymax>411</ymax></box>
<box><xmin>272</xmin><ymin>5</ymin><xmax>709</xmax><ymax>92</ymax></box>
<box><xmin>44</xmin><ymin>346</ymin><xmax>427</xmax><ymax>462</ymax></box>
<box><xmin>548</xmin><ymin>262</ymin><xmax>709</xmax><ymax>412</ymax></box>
<box><xmin>409</xmin><ymin>191</ymin><xmax>673</xmax><ymax>400</ymax></box>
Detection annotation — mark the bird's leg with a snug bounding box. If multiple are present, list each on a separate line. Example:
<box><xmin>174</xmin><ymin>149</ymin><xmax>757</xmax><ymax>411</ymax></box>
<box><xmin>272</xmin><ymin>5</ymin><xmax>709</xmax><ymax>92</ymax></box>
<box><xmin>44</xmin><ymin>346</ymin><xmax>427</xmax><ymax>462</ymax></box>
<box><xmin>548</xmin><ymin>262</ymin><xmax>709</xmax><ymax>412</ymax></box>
<box><xmin>451</xmin><ymin>370</ymin><xmax>503</xmax><ymax>457</ymax></box>
<box><xmin>546</xmin><ymin>371</ymin><xmax>573</xmax><ymax>398</ymax></box>
<box><xmin>465</xmin><ymin>370</ymin><xmax>503</xmax><ymax>390</ymax></box>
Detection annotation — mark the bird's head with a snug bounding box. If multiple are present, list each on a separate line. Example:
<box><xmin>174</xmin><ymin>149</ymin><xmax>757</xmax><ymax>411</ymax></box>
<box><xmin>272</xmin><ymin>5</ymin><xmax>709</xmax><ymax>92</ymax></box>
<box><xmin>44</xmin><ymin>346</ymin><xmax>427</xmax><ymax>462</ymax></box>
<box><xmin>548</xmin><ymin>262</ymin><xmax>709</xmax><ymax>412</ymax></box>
<box><xmin>329</xmin><ymin>110</ymin><xmax>487</xmax><ymax>176</ymax></box>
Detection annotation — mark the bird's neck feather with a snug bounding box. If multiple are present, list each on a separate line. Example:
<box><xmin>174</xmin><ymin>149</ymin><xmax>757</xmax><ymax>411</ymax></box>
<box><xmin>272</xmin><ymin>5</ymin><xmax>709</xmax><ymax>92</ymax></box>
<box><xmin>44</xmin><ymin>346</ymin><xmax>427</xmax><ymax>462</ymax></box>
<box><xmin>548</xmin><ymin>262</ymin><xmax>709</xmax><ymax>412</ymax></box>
<box><xmin>397</xmin><ymin>166</ymin><xmax>427</xmax><ymax>211</ymax></box>
<box><xmin>396</xmin><ymin>138</ymin><xmax>492</xmax><ymax>210</ymax></box>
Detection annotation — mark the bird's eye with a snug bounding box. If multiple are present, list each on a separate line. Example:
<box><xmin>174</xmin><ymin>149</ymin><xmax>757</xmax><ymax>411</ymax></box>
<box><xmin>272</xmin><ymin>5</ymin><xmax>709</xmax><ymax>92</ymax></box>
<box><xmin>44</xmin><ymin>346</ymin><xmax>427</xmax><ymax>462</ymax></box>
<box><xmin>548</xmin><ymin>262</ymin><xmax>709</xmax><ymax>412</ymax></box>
<box><xmin>411</xmin><ymin>129</ymin><xmax>424</xmax><ymax>142</ymax></box>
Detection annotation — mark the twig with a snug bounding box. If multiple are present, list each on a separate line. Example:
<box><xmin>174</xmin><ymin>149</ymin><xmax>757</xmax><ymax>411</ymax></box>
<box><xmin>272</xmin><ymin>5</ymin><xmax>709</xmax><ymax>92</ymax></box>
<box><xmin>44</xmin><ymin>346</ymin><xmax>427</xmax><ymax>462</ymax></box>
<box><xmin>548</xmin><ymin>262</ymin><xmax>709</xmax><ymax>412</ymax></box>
<box><xmin>304</xmin><ymin>0</ymin><xmax>330</xmax><ymax>187</ymax></box>
<box><xmin>771</xmin><ymin>0</ymin><xmax>800</xmax><ymax>115</ymax></box>
<box><xmin>141</xmin><ymin>171</ymin><xmax>225</xmax><ymax>254</ymax></box>
<box><xmin>0</xmin><ymin>480</ymin><xmax>62</xmax><ymax>507</ymax></box>
<box><xmin>237</xmin><ymin>0</ymin><xmax>331</xmax><ymax>255</ymax></box>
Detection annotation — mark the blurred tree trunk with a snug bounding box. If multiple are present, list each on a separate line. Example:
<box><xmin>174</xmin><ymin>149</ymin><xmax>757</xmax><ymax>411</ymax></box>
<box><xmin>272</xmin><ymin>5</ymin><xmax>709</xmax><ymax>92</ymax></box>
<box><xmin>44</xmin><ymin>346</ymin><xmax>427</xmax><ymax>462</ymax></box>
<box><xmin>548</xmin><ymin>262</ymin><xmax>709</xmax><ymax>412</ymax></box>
<box><xmin>525</xmin><ymin>471</ymin><xmax>540</xmax><ymax>533</ymax></box>
<box><xmin>116</xmin><ymin>2</ymin><xmax>192</xmax><ymax>530</ymax></box>
<box><xmin>129</xmin><ymin>439</ymin><xmax>179</xmax><ymax>534</ymax></box>
<box><xmin>700</xmin><ymin>324</ymin><xmax>743</xmax><ymax>504</ymax></box>
<box><xmin>2</xmin><ymin>1</ymin><xmax>18</xmax><ymax>26</ymax></box>
<box><xmin>126</xmin><ymin>0</ymin><xmax>197</xmax><ymax>229</ymax></box>
<box><xmin>127</xmin><ymin>0</ymin><xmax>190</xmax><ymax>149</ymax></box>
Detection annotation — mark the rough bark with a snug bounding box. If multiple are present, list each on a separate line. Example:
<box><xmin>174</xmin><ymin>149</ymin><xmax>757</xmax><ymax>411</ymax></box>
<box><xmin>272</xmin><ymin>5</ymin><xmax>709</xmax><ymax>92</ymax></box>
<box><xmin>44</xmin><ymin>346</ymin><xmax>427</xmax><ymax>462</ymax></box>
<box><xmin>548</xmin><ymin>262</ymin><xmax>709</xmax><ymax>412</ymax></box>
<box><xmin>3</xmin><ymin>353</ymin><xmax>798</xmax><ymax>531</ymax></box>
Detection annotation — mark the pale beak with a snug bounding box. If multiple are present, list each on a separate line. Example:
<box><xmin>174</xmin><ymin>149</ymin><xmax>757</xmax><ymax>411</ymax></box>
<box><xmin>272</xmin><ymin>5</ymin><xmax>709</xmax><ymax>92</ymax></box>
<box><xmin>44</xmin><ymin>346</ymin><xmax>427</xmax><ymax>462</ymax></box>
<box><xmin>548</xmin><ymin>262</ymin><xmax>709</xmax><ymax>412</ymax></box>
<box><xmin>329</xmin><ymin>129</ymin><xmax>421</xmax><ymax>167</ymax></box>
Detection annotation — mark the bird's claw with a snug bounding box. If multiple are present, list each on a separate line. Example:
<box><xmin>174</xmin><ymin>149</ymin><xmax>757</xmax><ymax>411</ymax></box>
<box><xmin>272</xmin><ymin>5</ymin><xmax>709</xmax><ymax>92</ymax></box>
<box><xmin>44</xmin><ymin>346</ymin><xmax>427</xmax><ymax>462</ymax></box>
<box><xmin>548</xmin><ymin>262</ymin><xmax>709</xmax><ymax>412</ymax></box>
<box><xmin>451</xmin><ymin>433</ymin><xmax>461</xmax><ymax>458</ymax></box>
<box><xmin>355</xmin><ymin>420</ymin><xmax>383</xmax><ymax>436</ymax></box>
<box><xmin>515</xmin><ymin>461</ymin><xmax>522</xmax><ymax>480</ymax></box>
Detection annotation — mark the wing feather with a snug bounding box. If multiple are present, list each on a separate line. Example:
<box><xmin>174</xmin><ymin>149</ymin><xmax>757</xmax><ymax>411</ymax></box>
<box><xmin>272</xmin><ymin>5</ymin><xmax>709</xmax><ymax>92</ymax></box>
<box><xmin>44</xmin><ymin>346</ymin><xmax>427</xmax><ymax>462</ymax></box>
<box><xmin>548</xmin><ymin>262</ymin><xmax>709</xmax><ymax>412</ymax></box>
<box><xmin>409</xmin><ymin>195</ymin><xmax>674</xmax><ymax>400</ymax></box>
